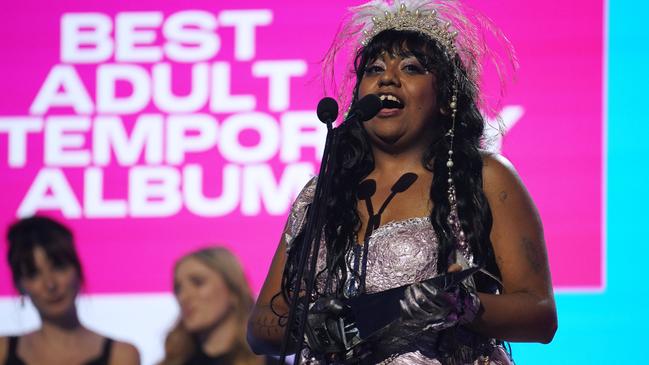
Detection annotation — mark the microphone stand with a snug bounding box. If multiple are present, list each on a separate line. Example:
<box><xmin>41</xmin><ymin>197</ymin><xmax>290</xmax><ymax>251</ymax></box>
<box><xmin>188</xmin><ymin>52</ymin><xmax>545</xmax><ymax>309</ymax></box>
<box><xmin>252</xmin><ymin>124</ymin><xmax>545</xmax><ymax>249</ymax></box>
<box><xmin>279</xmin><ymin>94</ymin><xmax>380</xmax><ymax>364</ymax></box>
<box><xmin>279</xmin><ymin>114</ymin><xmax>339</xmax><ymax>364</ymax></box>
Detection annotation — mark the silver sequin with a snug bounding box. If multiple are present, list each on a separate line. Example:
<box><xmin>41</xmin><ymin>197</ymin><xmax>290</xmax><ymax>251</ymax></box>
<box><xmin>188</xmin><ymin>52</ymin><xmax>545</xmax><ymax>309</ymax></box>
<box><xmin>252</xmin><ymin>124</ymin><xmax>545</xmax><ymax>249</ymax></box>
<box><xmin>283</xmin><ymin>179</ymin><xmax>512</xmax><ymax>365</ymax></box>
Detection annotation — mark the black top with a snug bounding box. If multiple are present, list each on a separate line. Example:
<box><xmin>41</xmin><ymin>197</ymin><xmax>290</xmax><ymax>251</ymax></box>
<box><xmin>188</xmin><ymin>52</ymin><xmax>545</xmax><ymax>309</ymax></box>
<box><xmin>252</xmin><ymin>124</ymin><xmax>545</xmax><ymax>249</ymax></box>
<box><xmin>184</xmin><ymin>349</ymin><xmax>281</xmax><ymax>365</ymax></box>
<box><xmin>184</xmin><ymin>350</ymin><xmax>228</xmax><ymax>365</ymax></box>
<box><xmin>4</xmin><ymin>336</ymin><xmax>113</xmax><ymax>365</ymax></box>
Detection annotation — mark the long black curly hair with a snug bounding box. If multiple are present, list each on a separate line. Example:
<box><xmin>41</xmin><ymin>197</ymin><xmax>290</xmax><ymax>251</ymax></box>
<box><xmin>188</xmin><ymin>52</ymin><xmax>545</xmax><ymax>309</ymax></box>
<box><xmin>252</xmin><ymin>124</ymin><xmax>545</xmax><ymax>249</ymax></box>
<box><xmin>282</xmin><ymin>29</ymin><xmax>500</xmax><ymax>303</ymax></box>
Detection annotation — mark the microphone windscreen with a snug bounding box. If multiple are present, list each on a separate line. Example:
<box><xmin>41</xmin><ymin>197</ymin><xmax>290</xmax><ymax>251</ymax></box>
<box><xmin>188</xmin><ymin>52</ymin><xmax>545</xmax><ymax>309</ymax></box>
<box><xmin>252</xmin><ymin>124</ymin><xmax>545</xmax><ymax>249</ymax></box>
<box><xmin>357</xmin><ymin>179</ymin><xmax>377</xmax><ymax>200</ymax></box>
<box><xmin>391</xmin><ymin>173</ymin><xmax>418</xmax><ymax>193</ymax></box>
<box><xmin>316</xmin><ymin>97</ymin><xmax>339</xmax><ymax>123</ymax></box>
<box><xmin>354</xmin><ymin>94</ymin><xmax>382</xmax><ymax>122</ymax></box>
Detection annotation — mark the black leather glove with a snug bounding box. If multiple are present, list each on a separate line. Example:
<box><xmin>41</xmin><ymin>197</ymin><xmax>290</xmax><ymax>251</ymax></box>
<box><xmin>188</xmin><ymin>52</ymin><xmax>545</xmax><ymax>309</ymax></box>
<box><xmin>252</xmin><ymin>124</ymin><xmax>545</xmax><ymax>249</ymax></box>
<box><xmin>400</xmin><ymin>280</ymin><xmax>481</xmax><ymax>332</ymax></box>
<box><xmin>302</xmin><ymin>297</ymin><xmax>363</xmax><ymax>361</ymax></box>
<box><xmin>369</xmin><ymin>280</ymin><xmax>481</xmax><ymax>362</ymax></box>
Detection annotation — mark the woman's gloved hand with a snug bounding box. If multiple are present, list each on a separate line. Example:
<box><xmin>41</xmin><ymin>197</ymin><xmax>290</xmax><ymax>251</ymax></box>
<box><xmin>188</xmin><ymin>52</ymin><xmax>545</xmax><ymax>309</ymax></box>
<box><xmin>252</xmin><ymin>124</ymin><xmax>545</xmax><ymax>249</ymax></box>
<box><xmin>368</xmin><ymin>278</ymin><xmax>481</xmax><ymax>362</ymax></box>
<box><xmin>302</xmin><ymin>297</ymin><xmax>362</xmax><ymax>358</ymax></box>
<box><xmin>400</xmin><ymin>279</ymin><xmax>481</xmax><ymax>332</ymax></box>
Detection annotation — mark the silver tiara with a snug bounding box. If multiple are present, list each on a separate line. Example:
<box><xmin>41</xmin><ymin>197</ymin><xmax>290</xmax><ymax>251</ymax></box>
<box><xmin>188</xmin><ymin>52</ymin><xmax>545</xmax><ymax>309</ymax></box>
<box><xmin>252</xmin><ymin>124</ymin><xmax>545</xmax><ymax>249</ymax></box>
<box><xmin>360</xmin><ymin>3</ymin><xmax>459</xmax><ymax>56</ymax></box>
<box><xmin>323</xmin><ymin>0</ymin><xmax>517</xmax><ymax>117</ymax></box>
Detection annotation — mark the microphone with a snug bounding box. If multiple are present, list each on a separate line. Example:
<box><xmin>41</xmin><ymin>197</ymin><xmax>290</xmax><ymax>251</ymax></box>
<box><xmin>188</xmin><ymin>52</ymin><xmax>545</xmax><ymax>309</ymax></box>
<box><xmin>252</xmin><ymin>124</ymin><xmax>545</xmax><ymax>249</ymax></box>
<box><xmin>356</xmin><ymin>179</ymin><xmax>376</xmax><ymax>200</ymax></box>
<box><xmin>317</xmin><ymin>97</ymin><xmax>339</xmax><ymax>123</ymax></box>
<box><xmin>391</xmin><ymin>173</ymin><xmax>418</xmax><ymax>193</ymax></box>
<box><xmin>344</xmin><ymin>94</ymin><xmax>382</xmax><ymax>123</ymax></box>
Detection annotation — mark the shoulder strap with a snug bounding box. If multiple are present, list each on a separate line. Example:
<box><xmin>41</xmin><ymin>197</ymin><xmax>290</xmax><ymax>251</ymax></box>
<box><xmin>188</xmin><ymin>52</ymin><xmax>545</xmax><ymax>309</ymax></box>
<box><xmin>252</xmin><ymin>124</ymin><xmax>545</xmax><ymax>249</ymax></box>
<box><xmin>5</xmin><ymin>337</ymin><xmax>25</xmax><ymax>365</ymax></box>
<box><xmin>99</xmin><ymin>338</ymin><xmax>113</xmax><ymax>361</ymax></box>
<box><xmin>85</xmin><ymin>338</ymin><xmax>113</xmax><ymax>365</ymax></box>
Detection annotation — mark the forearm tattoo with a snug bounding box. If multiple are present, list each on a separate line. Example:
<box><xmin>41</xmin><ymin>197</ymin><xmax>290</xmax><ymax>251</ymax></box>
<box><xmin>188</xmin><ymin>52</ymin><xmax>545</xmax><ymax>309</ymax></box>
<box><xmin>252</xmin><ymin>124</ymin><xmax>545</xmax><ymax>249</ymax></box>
<box><xmin>252</xmin><ymin>304</ymin><xmax>288</xmax><ymax>339</ymax></box>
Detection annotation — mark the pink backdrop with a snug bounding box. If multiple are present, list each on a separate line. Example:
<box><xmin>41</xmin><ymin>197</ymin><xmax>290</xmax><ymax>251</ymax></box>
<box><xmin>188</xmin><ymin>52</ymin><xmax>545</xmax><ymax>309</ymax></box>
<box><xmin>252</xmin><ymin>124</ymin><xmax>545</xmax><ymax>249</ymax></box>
<box><xmin>0</xmin><ymin>0</ymin><xmax>604</xmax><ymax>295</ymax></box>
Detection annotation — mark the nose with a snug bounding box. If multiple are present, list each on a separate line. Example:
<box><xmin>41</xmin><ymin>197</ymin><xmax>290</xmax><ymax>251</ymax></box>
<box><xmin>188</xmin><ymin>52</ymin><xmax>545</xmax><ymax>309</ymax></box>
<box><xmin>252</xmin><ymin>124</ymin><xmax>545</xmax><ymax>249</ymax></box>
<box><xmin>176</xmin><ymin>286</ymin><xmax>193</xmax><ymax>305</ymax></box>
<box><xmin>42</xmin><ymin>272</ymin><xmax>58</xmax><ymax>293</ymax></box>
<box><xmin>378</xmin><ymin>64</ymin><xmax>401</xmax><ymax>87</ymax></box>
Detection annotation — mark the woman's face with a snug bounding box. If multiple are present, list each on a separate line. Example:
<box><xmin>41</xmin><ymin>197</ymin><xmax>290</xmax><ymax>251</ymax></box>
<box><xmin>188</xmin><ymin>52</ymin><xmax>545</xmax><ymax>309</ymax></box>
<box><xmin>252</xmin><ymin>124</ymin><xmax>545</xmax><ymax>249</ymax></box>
<box><xmin>174</xmin><ymin>257</ymin><xmax>235</xmax><ymax>333</ymax></box>
<box><xmin>19</xmin><ymin>246</ymin><xmax>80</xmax><ymax>320</ymax></box>
<box><xmin>358</xmin><ymin>51</ymin><xmax>439</xmax><ymax>152</ymax></box>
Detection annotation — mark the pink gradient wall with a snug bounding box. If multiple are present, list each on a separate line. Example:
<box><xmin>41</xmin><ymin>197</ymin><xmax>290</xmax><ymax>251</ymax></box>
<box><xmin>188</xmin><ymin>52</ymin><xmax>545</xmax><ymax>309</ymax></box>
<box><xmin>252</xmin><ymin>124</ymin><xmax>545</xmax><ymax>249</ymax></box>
<box><xmin>0</xmin><ymin>0</ymin><xmax>604</xmax><ymax>295</ymax></box>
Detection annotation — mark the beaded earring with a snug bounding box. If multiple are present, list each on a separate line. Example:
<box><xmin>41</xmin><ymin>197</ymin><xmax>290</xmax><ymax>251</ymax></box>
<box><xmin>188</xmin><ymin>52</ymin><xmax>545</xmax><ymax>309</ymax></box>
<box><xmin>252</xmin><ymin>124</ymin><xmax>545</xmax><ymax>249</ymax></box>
<box><xmin>446</xmin><ymin>82</ymin><xmax>473</xmax><ymax>265</ymax></box>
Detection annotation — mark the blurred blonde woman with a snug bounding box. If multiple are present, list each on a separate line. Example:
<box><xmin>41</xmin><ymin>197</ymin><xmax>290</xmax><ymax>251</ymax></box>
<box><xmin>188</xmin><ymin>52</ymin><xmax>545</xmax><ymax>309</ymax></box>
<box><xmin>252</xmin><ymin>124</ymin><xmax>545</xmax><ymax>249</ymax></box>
<box><xmin>160</xmin><ymin>247</ymin><xmax>272</xmax><ymax>365</ymax></box>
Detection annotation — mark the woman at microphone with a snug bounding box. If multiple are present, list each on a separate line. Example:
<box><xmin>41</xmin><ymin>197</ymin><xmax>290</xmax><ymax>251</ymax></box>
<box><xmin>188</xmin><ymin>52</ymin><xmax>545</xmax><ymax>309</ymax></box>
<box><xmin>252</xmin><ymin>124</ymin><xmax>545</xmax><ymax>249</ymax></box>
<box><xmin>248</xmin><ymin>0</ymin><xmax>557</xmax><ymax>363</ymax></box>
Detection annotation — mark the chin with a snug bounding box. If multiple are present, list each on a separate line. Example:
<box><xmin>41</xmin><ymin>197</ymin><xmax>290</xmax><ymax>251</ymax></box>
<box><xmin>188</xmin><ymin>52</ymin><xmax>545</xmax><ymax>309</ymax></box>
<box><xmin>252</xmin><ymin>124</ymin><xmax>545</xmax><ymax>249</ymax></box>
<box><xmin>369</xmin><ymin>128</ymin><xmax>405</xmax><ymax>143</ymax></box>
<box><xmin>372</xmin><ymin>132</ymin><xmax>403</xmax><ymax>147</ymax></box>
<box><xmin>39</xmin><ymin>301</ymin><xmax>75</xmax><ymax>319</ymax></box>
<box><xmin>182</xmin><ymin>318</ymin><xmax>210</xmax><ymax>333</ymax></box>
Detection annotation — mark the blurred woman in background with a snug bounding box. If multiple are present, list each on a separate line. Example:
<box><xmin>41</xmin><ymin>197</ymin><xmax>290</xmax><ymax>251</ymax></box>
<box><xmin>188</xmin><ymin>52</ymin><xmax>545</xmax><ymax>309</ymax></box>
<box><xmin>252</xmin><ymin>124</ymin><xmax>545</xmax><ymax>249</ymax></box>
<box><xmin>160</xmin><ymin>247</ymin><xmax>274</xmax><ymax>365</ymax></box>
<box><xmin>0</xmin><ymin>216</ymin><xmax>139</xmax><ymax>365</ymax></box>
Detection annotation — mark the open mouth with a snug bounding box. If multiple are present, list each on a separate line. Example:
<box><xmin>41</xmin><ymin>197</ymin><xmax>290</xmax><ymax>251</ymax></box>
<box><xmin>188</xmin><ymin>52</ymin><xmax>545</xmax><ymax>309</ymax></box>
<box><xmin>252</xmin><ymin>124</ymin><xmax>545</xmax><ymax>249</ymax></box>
<box><xmin>379</xmin><ymin>94</ymin><xmax>404</xmax><ymax>109</ymax></box>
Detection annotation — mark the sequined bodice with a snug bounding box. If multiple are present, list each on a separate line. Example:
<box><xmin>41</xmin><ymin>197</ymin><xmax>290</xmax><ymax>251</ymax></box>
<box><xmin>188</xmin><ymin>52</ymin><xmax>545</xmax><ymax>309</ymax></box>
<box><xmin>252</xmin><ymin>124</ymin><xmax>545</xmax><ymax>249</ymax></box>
<box><xmin>283</xmin><ymin>178</ymin><xmax>439</xmax><ymax>294</ymax></box>
<box><xmin>283</xmin><ymin>178</ymin><xmax>510</xmax><ymax>365</ymax></box>
<box><xmin>345</xmin><ymin>216</ymin><xmax>438</xmax><ymax>294</ymax></box>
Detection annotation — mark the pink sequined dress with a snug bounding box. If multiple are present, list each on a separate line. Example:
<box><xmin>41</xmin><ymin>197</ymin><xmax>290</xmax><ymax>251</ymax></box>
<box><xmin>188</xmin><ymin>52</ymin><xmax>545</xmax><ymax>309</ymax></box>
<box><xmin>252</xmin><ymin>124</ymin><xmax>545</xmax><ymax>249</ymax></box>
<box><xmin>283</xmin><ymin>178</ymin><xmax>513</xmax><ymax>365</ymax></box>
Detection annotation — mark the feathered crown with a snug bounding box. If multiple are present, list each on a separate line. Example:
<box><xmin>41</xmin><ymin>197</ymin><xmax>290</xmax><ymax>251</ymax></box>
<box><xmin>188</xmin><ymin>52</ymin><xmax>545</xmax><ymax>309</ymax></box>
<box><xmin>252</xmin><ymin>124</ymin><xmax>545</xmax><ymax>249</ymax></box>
<box><xmin>323</xmin><ymin>0</ymin><xmax>517</xmax><ymax>119</ymax></box>
<box><xmin>349</xmin><ymin>0</ymin><xmax>490</xmax><ymax>73</ymax></box>
<box><xmin>360</xmin><ymin>2</ymin><xmax>459</xmax><ymax>56</ymax></box>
